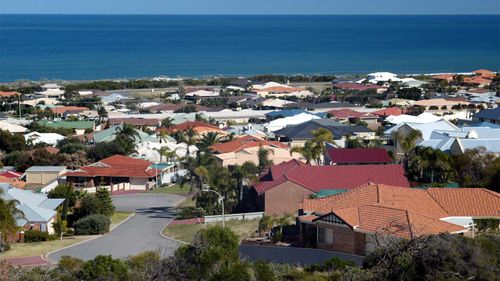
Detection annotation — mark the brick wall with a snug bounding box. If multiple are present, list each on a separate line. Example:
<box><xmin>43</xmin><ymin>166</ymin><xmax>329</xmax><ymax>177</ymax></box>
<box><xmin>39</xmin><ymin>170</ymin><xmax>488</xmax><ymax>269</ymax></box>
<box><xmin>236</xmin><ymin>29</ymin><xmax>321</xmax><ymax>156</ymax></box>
<box><xmin>264</xmin><ymin>181</ymin><xmax>312</xmax><ymax>215</ymax></box>
<box><xmin>316</xmin><ymin>224</ymin><xmax>366</xmax><ymax>256</ymax></box>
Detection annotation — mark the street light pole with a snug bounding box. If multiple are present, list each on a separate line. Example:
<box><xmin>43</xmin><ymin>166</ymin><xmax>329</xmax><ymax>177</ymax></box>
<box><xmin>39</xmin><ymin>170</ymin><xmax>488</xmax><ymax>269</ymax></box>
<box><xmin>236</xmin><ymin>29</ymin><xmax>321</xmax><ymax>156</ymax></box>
<box><xmin>202</xmin><ymin>186</ymin><xmax>225</xmax><ymax>227</ymax></box>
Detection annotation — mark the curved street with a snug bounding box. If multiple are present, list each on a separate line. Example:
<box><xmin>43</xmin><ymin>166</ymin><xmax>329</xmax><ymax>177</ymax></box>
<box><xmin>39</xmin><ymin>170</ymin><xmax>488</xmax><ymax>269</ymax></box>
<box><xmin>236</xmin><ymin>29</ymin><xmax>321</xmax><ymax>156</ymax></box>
<box><xmin>48</xmin><ymin>194</ymin><xmax>185</xmax><ymax>262</ymax></box>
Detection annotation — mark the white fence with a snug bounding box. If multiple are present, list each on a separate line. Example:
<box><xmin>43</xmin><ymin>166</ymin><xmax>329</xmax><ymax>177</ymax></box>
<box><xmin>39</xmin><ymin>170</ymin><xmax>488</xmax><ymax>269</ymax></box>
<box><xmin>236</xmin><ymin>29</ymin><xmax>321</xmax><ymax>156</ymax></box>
<box><xmin>204</xmin><ymin>212</ymin><xmax>264</xmax><ymax>223</ymax></box>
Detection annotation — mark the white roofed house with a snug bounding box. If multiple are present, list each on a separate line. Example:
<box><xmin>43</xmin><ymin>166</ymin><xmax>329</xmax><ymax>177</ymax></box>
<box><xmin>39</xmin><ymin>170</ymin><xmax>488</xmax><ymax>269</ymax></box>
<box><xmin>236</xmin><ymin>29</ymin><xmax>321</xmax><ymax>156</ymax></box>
<box><xmin>36</xmin><ymin>83</ymin><xmax>65</xmax><ymax>98</ymax></box>
<box><xmin>24</xmin><ymin>132</ymin><xmax>66</xmax><ymax>146</ymax></box>
<box><xmin>0</xmin><ymin>120</ymin><xmax>28</xmax><ymax>133</ymax></box>
<box><xmin>265</xmin><ymin>112</ymin><xmax>321</xmax><ymax>132</ymax></box>
<box><xmin>0</xmin><ymin>184</ymin><xmax>64</xmax><ymax>239</ymax></box>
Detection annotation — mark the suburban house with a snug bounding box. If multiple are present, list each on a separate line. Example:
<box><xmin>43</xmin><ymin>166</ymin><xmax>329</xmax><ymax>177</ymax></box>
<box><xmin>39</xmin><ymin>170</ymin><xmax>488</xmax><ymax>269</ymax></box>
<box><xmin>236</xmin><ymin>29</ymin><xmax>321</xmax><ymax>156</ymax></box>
<box><xmin>209</xmin><ymin>135</ymin><xmax>302</xmax><ymax>167</ymax></box>
<box><xmin>50</xmin><ymin>106</ymin><xmax>89</xmax><ymax>118</ymax></box>
<box><xmin>158</xmin><ymin>121</ymin><xmax>227</xmax><ymax>139</ymax></box>
<box><xmin>473</xmin><ymin>108</ymin><xmax>500</xmax><ymax>124</ymax></box>
<box><xmin>325</xmin><ymin>148</ymin><xmax>393</xmax><ymax>165</ymax></box>
<box><xmin>251</xmin><ymin>82</ymin><xmax>303</xmax><ymax>97</ymax></box>
<box><xmin>298</xmin><ymin>183</ymin><xmax>500</xmax><ymax>255</ymax></box>
<box><xmin>108</xmin><ymin>117</ymin><xmax>161</xmax><ymax>131</ymax></box>
<box><xmin>84</xmin><ymin>124</ymin><xmax>153</xmax><ymax>144</ymax></box>
<box><xmin>372</xmin><ymin>107</ymin><xmax>405</xmax><ymax>119</ymax></box>
<box><xmin>332</xmin><ymin>82</ymin><xmax>387</xmax><ymax>94</ymax></box>
<box><xmin>0</xmin><ymin>120</ymin><xmax>28</xmax><ymax>133</ymax></box>
<box><xmin>24</xmin><ymin>132</ymin><xmax>65</xmax><ymax>146</ymax></box>
<box><xmin>265</xmin><ymin>112</ymin><xmax>321</xmax><ymax>132</ymax></box>
<box><xmin>38</xmin><ymin>120</ymin><xmax>97</xmax><ymax>135</ymax></box>
<box><xmin>414</xmin><ymin>98</ymin><xmax>470</xmax><ymax>112</ymax></box>
<box><xmin>419</xmin><ymin>126</ymin><xmax>500</xmax><ymax>155</ymax></box>
<box><xmin>327</xmin><ymin>109</ymin><xmax>378</xmax><ymax>125</ymax></box>
<box><xmin>252</xmin><ymin>160</ymin><xmax>410</xmax><ymax>215</ymax></box>
<box><xmin>65</xmin><ymin>155</ymin><xmax>160</xmax><ymax>192</ymax></box>
<box><xmin>23</xmin><ymin>166</ymin><xmax>67</xmax><ymax>186</ymax></box>
<box><xmin>274</xmin><ymin>119</ymin><xmax>376</xmax><ymax>148</ymax></box>
<box><xmin>36</xmin><ymin>83</ymin><xmax>65</xmax><ymax>98</ymax></box>
<box><xmin>0</xmin><ymin>184</ymin><xmax>64</xmax><ymax>239</ymax></box>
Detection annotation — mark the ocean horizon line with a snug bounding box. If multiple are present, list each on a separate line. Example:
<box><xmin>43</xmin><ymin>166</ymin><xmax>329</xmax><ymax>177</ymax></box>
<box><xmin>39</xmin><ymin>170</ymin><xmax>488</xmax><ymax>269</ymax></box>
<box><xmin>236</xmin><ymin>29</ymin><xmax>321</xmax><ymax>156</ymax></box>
<box><xmin>1</xmin><ymin>13</ymin><xmax>500</xmax><ymax>16</ymax></box>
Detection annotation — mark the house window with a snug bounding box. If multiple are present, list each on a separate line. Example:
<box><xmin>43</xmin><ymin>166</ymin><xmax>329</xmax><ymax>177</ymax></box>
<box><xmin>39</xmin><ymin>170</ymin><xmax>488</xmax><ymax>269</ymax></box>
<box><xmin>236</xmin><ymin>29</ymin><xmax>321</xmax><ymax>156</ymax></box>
<box><xmin>318</xmin><ymin>227</ymin><xmax>334</xmax><ymax>244</ymax></box>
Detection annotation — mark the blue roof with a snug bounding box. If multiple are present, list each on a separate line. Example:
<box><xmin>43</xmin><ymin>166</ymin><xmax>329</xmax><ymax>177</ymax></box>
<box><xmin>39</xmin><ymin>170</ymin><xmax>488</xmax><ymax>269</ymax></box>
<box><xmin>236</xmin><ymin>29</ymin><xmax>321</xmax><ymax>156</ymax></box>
<box><xmin>474</xmin><ymin>107</ymin><xmax>500</xmax><ymax>122</ymax></box>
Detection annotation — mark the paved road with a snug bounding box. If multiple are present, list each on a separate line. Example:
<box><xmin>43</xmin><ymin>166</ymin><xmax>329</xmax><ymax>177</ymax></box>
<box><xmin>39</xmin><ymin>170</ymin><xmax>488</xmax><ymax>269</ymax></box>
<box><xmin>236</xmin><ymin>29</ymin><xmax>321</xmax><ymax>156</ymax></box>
<box><xmin>48</xmin><ymin>194</ymin><xmax>185</xmax><ymax>262</ymax></box>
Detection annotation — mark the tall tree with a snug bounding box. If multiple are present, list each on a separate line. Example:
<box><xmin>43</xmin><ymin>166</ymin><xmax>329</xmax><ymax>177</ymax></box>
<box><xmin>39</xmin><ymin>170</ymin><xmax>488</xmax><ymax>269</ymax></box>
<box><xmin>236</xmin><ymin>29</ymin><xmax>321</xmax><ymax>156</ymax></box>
<box><xmin>392</xmin><ymin>129</ymin><xmax>422</xmax><ymax>166</ymax></box>
<box><xmin>0</xmin><ymin>189</ymin><xmax>24</xmax><ymax>244</ymax></box>
<box><xmin>200</xmin><ymin>132</ymin><xmax>221</xmax><ymax>151</ymax></box>
<box><xmin>257</xmin><ymin>146</ymin><xmax>274</xmax><ymax>173</ymax></box>
<box><xmin>231</xmin><ymin>162</ymin><xmax>259</xmax><ymax>202</ymax></box>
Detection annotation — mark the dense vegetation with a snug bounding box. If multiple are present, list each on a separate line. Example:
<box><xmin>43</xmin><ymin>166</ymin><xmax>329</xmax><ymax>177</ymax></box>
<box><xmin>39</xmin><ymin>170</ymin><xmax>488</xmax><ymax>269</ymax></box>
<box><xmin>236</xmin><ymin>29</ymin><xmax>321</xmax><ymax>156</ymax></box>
<box><xmin>2</xmin><ymin>226</ymin><xmax>499</xmax><ymax>281</ymax></box>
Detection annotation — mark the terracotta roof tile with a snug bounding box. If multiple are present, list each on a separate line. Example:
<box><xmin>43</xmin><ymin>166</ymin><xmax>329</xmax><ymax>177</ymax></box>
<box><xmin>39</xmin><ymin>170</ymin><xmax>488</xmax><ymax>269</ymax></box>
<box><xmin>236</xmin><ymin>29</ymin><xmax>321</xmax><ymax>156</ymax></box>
<box><xmin>327</xmin><ymin>109</ymin><xmax>376</xmax><ymax>119</ymax></box>
<box><xmin>427</xmin><ymin>188</ymin><xmax>500</xmax><ymax>217</ymax></box>
<box><xmin>209</xmin><ymin>135</ymin><xmax>289</xmax><ymax>154</ymax></box>
<box><xmin>372</xmin><ymin>107</ymin><xmax>405</xmax><ymax>117</ymax></box>
<box><xmin>0</xmin><ymin>91</ymin><xmax>20</xmax><ymax>98</ymax></box>
<box><xmin>51</xmin><ymin>106</ymin><xmax>89</xmax><ymax>115</ymax></box>
<box><xmin>65</xmin><ymin>155</ymin><xmax>160</xmax><ymax>178</ymax></box>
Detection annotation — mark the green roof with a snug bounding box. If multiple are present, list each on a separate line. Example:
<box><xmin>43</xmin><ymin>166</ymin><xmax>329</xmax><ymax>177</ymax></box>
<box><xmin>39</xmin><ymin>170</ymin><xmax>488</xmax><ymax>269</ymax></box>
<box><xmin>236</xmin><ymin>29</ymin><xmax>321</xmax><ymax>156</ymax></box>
<box><xmin>315</xmin><ymin>189</ymin><xmax>348</xmax><ymax>198</ymax></box>
<box><xmin>39</xmin><ymin>120</ymin><xmax>95</xmax><ymax>129</ymax></box>
<box><xmin>93</xmin><ymin>124</ymin><xmax>153</xmax><ymax>144</ymax></box>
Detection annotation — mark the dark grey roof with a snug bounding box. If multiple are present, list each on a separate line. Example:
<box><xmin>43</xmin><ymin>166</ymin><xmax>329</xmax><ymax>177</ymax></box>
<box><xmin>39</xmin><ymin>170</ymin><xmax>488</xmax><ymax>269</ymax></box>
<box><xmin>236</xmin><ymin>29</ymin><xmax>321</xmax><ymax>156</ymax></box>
<box><xmin>274</xmin><ymin>120</ymin><xmax>372</xmax><ymax>140</ymax></box>
<box><xmin>474</xmin><ymin>108</ymin><xmax>500</xmax><ymax>122</ymax></box>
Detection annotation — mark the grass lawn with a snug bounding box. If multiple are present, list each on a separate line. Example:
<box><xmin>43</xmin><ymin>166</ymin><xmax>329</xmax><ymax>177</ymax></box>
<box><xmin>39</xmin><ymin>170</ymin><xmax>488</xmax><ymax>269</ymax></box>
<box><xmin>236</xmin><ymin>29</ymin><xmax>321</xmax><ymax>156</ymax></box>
<box><xmin>148</xmin><ymin>184</ymin><xmax>192</xmax><ymax>196</ymax></box>
<box><xmin>163</xmin><ymin>219</ymin><xmax>259</xmax><ymax>244</ymax></box>
<box><xmin>0</xmin><ymin>237</ymin><xmax>89</xmax><ymax>259</ymax></box>
<box><xmin>177</xmin><ymin>196</ymin><xmax>196</xmax><ymax>208</ymax></box>
<box><xmin>111</xmin><ymin>212</ymin><xmax>133</xmax><ymax>227</ymax></box>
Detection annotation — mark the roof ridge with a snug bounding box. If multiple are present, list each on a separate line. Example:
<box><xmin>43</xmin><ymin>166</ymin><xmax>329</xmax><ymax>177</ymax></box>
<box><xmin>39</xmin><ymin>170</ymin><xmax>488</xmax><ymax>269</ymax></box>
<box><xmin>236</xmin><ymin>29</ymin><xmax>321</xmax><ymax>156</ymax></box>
<box><xmin>405</xmin><ymin>210</ymin><xmax>414</xmax><ymax>238</ymax></box>
<box><xmin>425</xmin><ymin>189</ymin><xmax>452</xmax><ymax>216</ymax></box>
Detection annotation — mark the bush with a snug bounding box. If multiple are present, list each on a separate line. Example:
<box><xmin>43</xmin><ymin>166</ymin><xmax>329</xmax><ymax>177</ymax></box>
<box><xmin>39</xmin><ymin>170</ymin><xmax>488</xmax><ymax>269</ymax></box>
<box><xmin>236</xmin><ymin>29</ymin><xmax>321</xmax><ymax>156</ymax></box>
<box><xmin>73</xmin><ymin>195</ymin><xmax>105</xmax><ymax>220</ymax></box>
<box><xmin>177</xmin><ymin>207</ymin><xmax>205</xmax><ymax>219</ymax></box>
<box><xmin>77</xmin><ymin>255</ymin><xmax>129</xmax><ymax>281</ymax></box>
<box><xmin>74</xmin><ymin>214</ymin><xmax>111</xmax><ymax>235</ymax></box>
<box><xmin>24</xmin><ymin>230</ymin><xmax>58</xmax><ymax>243</ymax></box>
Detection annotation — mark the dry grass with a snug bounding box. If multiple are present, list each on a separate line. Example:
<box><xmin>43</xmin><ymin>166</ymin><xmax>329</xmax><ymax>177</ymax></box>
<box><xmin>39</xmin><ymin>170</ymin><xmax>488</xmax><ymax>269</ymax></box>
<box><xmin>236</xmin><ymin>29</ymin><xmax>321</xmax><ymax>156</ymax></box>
<box><xmin>0</xmin><ymin>237</ymin><xmax>90</xmax><ymax>258</ymax></box>
<box><xmin>163</xmin><ymin>219</ymin><xmax>259</xmax><ymax>244</ymax></box>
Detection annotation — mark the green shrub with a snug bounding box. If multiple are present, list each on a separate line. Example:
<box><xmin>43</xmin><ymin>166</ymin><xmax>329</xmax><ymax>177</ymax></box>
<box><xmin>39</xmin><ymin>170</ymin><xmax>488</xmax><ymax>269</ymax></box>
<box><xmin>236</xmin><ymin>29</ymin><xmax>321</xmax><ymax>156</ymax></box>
<box><xmin>74</xmin><ymin>214</ymin><xmax>111</xmax><ymax>235</ymax></box>
<box><xmin>24</xmin><ymin>230</ymin><xmax>58</xmax><ymax>243</ymax></box>
<box><xmin>177</xmin><ymin>207</ymin><xmax>205</xmax><ymax>219</ymax></box>
<box><xmin>73</xmin><ymin>195</ymin><xmax>105</xmax><ymax>220</ymax></box>
<box><xmin>76</xmin><ymin>255</ymin><xmax>128</xmax><ymax>281</ymax></box>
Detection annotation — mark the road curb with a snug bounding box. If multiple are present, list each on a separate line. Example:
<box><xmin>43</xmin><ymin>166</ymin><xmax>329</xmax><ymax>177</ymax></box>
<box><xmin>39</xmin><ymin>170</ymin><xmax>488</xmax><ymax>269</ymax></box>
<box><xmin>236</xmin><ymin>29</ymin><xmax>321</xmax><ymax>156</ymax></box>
<box><xmin>44</xmin><ymin>213</ymin><xmax>136</xmax><ymax>263</ymax></box>
<box><xmin>159</xmin><ymin>220</ymin><xmax>189</xmax><ymax>245</ymax></box>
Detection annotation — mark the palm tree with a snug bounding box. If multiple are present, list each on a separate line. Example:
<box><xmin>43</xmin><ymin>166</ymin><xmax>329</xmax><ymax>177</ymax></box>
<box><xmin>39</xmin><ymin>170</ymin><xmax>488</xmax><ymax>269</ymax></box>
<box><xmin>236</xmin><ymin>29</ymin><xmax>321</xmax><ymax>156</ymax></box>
<box><xmin>232</xmin><ymin>162</ymin><xmax>259</xmax><ymax>202</ymax></box>
<box><xmin>0</xmin><ymin>189</ymin><xmax>24</xmax><ymax>245</ymax></box>
<box><xmin>290</xmin><ymin>128</ymin><xmax>334</xmax><ymax>165</ymax></box>
<box><xmin>183</xmin><ymin>127</ymin><xmax>197</xmax><ymax>158</ymax></box>
<box><xmin>161</xmin><ymin>117</ymin><xmax>174</xmax><ymax>129</ymax></box>
<box><xmin>200</xmin><ymin>132</ymin><xmax>221</xmax><ymax>150</ymax></box>
<box><xmin>392</xmin><ymin>129</ymin><xmax>423</xmax><ymax>166</ymax></box>
<box><xmin>116</xmin><ymin>124</ymin><xmax>141</xmax><ymax>141</ymax></box>
<box><xmin>258</xmin><ymin>146</ymin><xmax>274</xmax><ymax>173</ymax></box>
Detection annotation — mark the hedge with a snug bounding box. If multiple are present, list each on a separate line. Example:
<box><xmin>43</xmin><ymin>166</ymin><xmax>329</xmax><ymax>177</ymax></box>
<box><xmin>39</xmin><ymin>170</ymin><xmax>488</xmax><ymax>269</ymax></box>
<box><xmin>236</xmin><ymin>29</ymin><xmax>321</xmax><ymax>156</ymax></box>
<box><xmin>24</xmin><ymin>230</ymin><xmax>58</xmax><ymax>243</ymax></box>
<box><xmin>74</xmin><ymin>214</ymin><xmax>111</xmax><ymax>235</ymax></box>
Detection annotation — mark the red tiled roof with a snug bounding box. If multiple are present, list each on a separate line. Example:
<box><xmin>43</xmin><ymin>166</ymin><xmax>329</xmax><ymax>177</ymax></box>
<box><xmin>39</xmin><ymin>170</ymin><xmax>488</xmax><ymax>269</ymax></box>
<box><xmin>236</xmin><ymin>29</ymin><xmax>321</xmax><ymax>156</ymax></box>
<box><xmin>255</xmin><ymin>86</ymin><xmax>300</xmax><ymax>93</ymax></box>
<box><xmin>302</xmin><ymin>184</ymin><xmax>499</xmax><ymax>238</ymax></box>
<box><xmin>301</xmin><ymin>184</ymin><xmax>500</xmax><ymax>238</ymax></box>
<box><xmin>159</xmin><ymin>121</ymin><xmax>223</xmax><ymax>134</ymax></box>
<box><xmin>253</xmin><ymin>161</ymin><xmax>409</xmax><ymax>194</ymax></box>
<box><xmin>108</xmin><ymin>118</ymin><xmax>159</xmax><ymax>127</ymax></box>
<box><xmin>427</xmin><ymin>188</ymin><xmax>500</xmax><ymax>217</ymax></box>
<box><xmin>473</xmin><ymin>69</ymin><xmax>495</xmax><ymax>79</ymax></box>
<box><xmin>209</xmin><ymin>135</ymin><xmax>288</xmax><ymax>153</ymax></box>
<box><xmin>333</xmin><ymin>82</ymin><xmax>386</xmax><ymax>91</ymax></box>
<box><xmin>463</xmin><ymin>76</ymin><xmax>492</xmax><ymax>85</ymax></box>
<box><xmin>0</xmin><ymin>91</ymin><xmax>20</xmax><ymax>98</ymax></box>
<box><xmin>432</xmin><ymin>74</ymin><xmax>454</xmax><ymax>81</ymax></box>
<box><xmin>0</xmin><ymin>171</ymin><xmax>22</xmax><ymax>179</ymax></box>
<box><xmin>51</xmin><ymin>106</ymin><xmax>89</xmax><ymax>115</ymax></box>
<box><xmin>327</xmin><ymin>148</ymin><xmax>392</xmax><ymax>164</ymax></box>
<box><xmin>328</xmin><ymin>109</ymin><xmax>376</xmax><ymax>119</ymax></box>
<box><xmin>146</xmin><ymin>103</ymin><xmax>210</xmax><ymax>112</ymax></box>
<box><xmin>65</xmin><ymin>155</ymin><xmax>160</xmax><ymax>178</ymax></box>
<box><xmin>372</xmin><ymin>107</ymin><xmax>405</xmax><ymax>117</ymax></box>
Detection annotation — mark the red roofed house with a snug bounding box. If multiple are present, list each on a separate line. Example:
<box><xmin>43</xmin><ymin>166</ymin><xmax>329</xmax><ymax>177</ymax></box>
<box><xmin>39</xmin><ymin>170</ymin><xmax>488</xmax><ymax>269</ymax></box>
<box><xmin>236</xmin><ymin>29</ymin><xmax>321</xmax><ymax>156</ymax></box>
<box><xmin>158</xmin><ymin>121</ymin><xmax>227</xmax><ymax>140</ymax></box>
<box><xmin>473</xmin><ymin>69</ymin><xmax>496</xmax><ymax>79</ymax></box>
<box><xmin>463</xmin><ymin>76</ymin><xmax>492</xmax><ymax>87</ymax></box>
<box><xmin>0</xmin><ymin>91</ymin><xmax>20</xmax><ymax>98</ymax></box>
<box><xmin>432</xmin><ymin>74</ymin><xmax>454</xmax><ymax>82</ymax></box>
<box><xmin>298</xmin><ymin>184</ymin><xmax>499</xmax><ymax>255</ymax></box>
<box><xmin>65</xmin><ymin>155</ymin><xmax>160</xmax><ymax>192</ymax></box>
<box><xmin>51</xmin><ymin>106</ymin><xmax>89</xmax><ymax>117</ymax></box>
<box><xmin>325</xmin><ymin>148</ymin><xmax>393</xmax><ymax>165</ymax></box>
<box><xmin>209</xmin><ymin>135</ymin><xmax>303</xmax><ymax>167</ymax></box>
<box><xmin>252</xmin><ymin>160</ymin><xmax>410</xmax><ymax>215</ymax></box>
<box><xmin>332</xmin><ymin>82</ymin><xmax>387</xmax><ymax>94</ymax></box>
<box><xmin>372</xmin><ymin>107</ymin><xmax>405</xmax><ymax>118</ymax></box>
<box><xmin>108</xmin><ymin>118</ymin><xmax>161</xmax><ymax>131</ymax></box>
<box><xmin>327</xmin><ymin>109</ymin><xmax>378</xmax><ymax>125</ymax></box>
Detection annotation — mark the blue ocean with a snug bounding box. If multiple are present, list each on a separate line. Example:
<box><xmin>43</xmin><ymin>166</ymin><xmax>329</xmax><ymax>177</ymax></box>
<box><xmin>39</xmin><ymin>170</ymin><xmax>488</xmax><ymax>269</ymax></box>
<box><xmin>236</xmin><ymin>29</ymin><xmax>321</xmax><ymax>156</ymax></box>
<box><xmin>0</xmin><ymin>15</ymin><xmax>499</xmax><ymax>82</ymax></box>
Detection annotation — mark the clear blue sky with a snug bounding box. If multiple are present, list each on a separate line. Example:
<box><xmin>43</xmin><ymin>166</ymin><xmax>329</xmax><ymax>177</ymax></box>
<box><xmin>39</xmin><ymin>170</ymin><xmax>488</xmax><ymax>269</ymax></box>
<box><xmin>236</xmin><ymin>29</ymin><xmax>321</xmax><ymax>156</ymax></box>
<box><xmin>1</xmin><ymin>0</ymin><xmax>499</xmax><ymax>15</ymax></box>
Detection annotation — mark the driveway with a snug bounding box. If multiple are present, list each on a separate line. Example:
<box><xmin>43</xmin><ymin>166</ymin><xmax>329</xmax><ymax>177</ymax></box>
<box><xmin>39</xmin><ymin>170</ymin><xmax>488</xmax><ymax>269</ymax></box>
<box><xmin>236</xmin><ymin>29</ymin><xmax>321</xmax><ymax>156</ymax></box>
<box><xmin>48</xmin><ymin>194</ymin><xmax>185</xmax><ymax>262</ymax></box>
